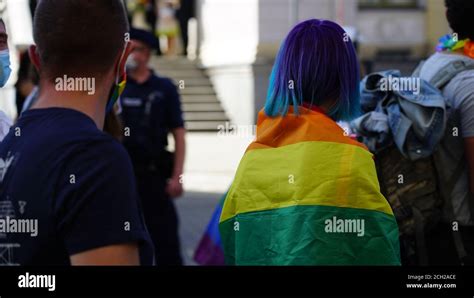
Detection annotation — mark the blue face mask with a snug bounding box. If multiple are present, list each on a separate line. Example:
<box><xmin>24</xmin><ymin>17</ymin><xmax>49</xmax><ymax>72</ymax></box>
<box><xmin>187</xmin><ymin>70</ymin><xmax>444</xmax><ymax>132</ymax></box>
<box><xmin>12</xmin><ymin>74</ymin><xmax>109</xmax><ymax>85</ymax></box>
<box><xmin>0</xmin><ymin>49</ymin><xmax>11</xmax><ymax>87</ymax></box>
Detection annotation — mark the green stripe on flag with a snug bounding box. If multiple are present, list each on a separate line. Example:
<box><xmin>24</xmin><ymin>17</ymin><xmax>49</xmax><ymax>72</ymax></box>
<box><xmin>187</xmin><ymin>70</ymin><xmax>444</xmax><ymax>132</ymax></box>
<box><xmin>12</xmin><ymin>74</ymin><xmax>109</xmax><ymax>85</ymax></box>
<box><xmin>219</xmin><ymin>204</ymin><xmax>400</xmax><ymax>265</ymax></box>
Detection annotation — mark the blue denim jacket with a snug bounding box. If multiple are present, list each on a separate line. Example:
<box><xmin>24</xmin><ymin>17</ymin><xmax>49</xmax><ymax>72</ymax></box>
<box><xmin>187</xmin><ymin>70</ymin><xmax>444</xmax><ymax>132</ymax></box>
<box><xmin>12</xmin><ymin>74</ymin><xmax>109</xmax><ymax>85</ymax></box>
<box><xmin>352</xmin><ymin>70</ymin><xmax>446</xmax><ymax>160</ymax></box>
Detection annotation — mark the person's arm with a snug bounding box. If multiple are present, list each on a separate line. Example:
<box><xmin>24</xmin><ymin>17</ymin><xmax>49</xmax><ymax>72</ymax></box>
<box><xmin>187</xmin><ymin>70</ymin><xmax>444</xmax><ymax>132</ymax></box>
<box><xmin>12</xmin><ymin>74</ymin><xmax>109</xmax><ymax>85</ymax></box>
<box><xmin>70</xmin><ymin>243</ymin><xmax>139</xmax><ymax>266</ymax></box>
<box><xmin>465</xmin><ymin>137</ymin><xmax>474</xmax><ymax>196</ymax></box>
<box><xmin>167</xmin><ymin>127</ymin><xmax>185</xmax><ymax>198</ymax></box>
<box><xmin>453</xmin><ymin>79</ymin><xmax>474</xmax><ymax>197</ymax></box>
<box><xmin>164</xmin><ymin>79</ymin><xmax>186</xmax><ymax>198</ymax></box>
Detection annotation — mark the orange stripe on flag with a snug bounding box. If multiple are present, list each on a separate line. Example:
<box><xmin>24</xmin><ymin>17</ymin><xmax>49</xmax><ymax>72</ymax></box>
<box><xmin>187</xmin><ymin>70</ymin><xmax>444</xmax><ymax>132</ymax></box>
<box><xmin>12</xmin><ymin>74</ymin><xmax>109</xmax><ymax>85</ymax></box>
<box><xmin>247</xmin><ymin>106</ymin><xmax>367</xmax><ymax>152</ymax></box>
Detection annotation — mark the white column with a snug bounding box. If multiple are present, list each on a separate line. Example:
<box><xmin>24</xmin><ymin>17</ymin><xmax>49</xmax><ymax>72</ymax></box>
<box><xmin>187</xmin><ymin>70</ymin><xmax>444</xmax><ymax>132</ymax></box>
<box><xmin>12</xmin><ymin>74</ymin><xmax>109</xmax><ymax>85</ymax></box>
<box><xmin>197</xmin><ymin>0</ymin><xmax>259</xmax><ymax>126</ymax></box>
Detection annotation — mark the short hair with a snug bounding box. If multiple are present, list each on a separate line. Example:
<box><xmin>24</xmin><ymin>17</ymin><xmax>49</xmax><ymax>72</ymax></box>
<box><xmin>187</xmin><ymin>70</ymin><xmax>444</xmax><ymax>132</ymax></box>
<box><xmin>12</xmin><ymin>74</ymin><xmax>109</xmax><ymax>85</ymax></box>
<box><xmin>445</xmin><ymin>0</ymin><xmax>474</xmax><ymax>40</ymax></box>
<box><xmin>33</xmin><ymin>0</ymin><xmax>129</xmax><ymax>82</ymax></box>
<box><xmin>264</xmin><ymin>19</ymin><xmax>360</xmax><ymax>122</ymax></box>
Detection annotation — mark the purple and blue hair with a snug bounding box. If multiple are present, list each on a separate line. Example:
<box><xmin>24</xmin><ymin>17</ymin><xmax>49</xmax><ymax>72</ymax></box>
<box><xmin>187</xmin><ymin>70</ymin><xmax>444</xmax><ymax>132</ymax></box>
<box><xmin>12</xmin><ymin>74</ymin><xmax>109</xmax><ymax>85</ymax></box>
<box><xmin>264</xmin><ymin>19</ymin><xmax>361</xmax><ymax>121</ymax></box>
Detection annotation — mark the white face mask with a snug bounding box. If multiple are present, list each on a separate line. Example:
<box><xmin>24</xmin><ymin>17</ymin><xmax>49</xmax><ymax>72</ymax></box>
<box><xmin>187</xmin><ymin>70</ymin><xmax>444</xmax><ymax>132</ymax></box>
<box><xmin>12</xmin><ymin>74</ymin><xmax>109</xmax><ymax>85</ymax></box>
<box><xmin>125</xmin><ymin>55</ymin><xmax>138</xmax><ymax>71</ymax></box>
<box><xmin>0</xmin><ymin>49</ymin><xmax>11</xmax><ymax>87</ymax></box>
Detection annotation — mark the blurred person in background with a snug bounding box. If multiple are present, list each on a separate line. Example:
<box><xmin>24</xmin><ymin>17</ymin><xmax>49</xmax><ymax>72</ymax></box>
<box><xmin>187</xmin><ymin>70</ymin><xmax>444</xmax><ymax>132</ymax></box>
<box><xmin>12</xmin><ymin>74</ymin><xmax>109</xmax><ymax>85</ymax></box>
<box><xmin>176</xmin><ymin>0</ymin><xmax>195</xmax><ymax>56</ymax></box>
<box><xmin>121</xmin><ymin>28</ymin><xmax>185</xmax><ymax>266</ymax></box>
<box><xmin>13</xmin><ymin>0</ymin><xmax>40</xmax><ymax>117</ymax></box>
<box><xmin>416</xmin><ymin>0</ymin><xmax>474</xmax><ymax>265</ymax></box>
<box><xmin>145</xmin><ymin>0</ymin><xmax>158</xmax><ymax>34</ymax></box>
<box><xmin>125</xmin><ymin>0</ymin><xmax>162</xmax><ymax>55</ymax></box>
<box><xmin>0</xmin><ymin>17</ymin><xmax>12</xmax><ymax>141</ymax></box>
<box><xmin>157</xmin><ymin>0</ymin><xmax>179</xmax><ymax>55</ymax></box>
<box><xmin>218</xmin><ymin>19</ymin><xmax>400</xmax><ymax>265</ymax></box>
<box><xmin>0</xmin><ymin>19</ymin><xmax>10</xmax><ymax>88</ymax></box>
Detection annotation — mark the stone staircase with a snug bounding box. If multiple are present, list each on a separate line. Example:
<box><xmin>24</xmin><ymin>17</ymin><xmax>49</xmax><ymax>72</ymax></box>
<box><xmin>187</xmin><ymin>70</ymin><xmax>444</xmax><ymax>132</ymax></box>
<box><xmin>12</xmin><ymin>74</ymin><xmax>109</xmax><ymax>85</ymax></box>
<box><xmin>150</xmin><ymin>57</ymin><xmax>230</xmax><ymax>132</ymax></box>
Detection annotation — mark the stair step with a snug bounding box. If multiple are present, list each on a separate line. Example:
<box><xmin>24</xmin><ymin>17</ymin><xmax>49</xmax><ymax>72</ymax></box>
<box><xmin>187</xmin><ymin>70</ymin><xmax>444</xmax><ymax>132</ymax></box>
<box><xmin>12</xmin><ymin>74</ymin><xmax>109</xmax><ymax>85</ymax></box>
<box><xmin>181</xmin><ymin>95</ymin><xmax>220</xmax><ymax>103</ymax></box>
<box><xmin>179</xmin><ymin>86</ymin><xmax>216</xmax><ymax>95</ymax></box>
<box><xmin>172</xmin><ymin>79</ymin><xmax>212</xmax><ymax>87</ymax></box>
<box><xmin>185</xmin><ymin>121</ymin><xmax>227</xmax><ymax>131</ymax></box>
<box><xmin>151</xmin><ymin>57</ymin><xmax>231</xmax><ymax>132</ymax></box>
<box><xmin>184</xmin><ymin>111</ymin><xmax>228</xmax><ymax>121</ymax></box>
<box><xmin>182</xmin><ymin>103</ymin><xmax>224</xmax><ymax>112</ymax></box>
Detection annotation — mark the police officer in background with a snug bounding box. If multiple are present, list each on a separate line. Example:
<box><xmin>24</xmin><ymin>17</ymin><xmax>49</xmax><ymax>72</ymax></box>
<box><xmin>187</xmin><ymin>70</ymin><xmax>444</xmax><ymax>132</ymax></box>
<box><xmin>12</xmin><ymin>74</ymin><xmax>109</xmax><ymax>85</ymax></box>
<box><xmin>121</xmin><ymin>28</ymin><xmax>186</xmax><ymax>266</ymax></box>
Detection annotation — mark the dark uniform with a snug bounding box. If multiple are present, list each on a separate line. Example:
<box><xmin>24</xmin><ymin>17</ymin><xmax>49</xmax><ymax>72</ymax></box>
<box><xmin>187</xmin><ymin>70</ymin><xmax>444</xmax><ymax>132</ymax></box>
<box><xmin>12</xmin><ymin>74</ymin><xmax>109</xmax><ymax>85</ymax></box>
<box><xmin>176</xmin><ymin>0</ymin><xmax>196</xmax><ymax>55</ymax></box>
<box><xmin>121</xmin><ymin>73</ymin><xmax>184</xmax><ymax>266</ymax></box>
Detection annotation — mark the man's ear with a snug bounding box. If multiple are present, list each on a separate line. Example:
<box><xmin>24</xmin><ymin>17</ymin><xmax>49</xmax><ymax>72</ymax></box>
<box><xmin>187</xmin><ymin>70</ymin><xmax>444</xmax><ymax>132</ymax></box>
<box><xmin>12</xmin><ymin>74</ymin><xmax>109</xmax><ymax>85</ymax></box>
<box><xmin>28</xmin><ymin>45</ymin><xmax>41</xmax><ymax>72</ymax></box>
<box><xmin>116</xmin><ymin>42</ymin><xmax>133</xmax><ymax>79</ymax></box>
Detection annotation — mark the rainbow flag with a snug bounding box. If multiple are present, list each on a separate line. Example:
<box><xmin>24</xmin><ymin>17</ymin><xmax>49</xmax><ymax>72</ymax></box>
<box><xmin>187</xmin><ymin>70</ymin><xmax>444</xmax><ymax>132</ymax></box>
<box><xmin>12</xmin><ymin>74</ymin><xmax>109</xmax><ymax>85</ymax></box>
<box><xmin>194</xmin><ymin>196</ymin><xmax>226</xmax><ymax>265</ymax></box>
<box><xmin>219</xmin><ymin>106</ymin><xmax>400</xmax><ymax>265</ymax></box>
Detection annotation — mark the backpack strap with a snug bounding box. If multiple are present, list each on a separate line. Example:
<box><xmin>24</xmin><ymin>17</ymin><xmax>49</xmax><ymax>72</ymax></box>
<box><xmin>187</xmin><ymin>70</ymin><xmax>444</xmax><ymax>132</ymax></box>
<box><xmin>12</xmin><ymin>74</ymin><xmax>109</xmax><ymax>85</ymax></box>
<box><xmin>412</xmin><ymin>207</ymin><xmax>429</xmax><ymax>265</ymax></box>
<box><xmin>442</xmin><ymin>157</ymin><xmax>471</xmax><ymax>264</ymax></box>
<box><xmin>430</xmin><ymin>60</ymin><xmax>474</xmax><ymax>89</ymax></box>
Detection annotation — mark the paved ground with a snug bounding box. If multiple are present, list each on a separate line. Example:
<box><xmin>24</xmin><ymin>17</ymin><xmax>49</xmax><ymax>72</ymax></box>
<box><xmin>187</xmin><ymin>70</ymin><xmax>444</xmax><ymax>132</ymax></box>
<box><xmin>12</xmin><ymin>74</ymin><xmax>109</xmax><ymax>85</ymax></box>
<box><xmin>174</xmin><ymin>191</ymin><xmax>223</xmax><ymax>265</ymax></box>
<box><xmin>171</xmin><ymin>132</ymin><xmax>253</xmax><ymax>265</ymax></box>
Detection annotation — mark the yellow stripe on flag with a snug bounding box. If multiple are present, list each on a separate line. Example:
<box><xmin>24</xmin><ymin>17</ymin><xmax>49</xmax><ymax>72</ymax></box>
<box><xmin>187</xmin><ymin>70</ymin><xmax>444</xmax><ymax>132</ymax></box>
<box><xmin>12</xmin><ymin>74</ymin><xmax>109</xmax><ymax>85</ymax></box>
<box><xmin>220</xmin><ymin>140</ymin><xmax>393</xmax><ymax>222</ymax></box>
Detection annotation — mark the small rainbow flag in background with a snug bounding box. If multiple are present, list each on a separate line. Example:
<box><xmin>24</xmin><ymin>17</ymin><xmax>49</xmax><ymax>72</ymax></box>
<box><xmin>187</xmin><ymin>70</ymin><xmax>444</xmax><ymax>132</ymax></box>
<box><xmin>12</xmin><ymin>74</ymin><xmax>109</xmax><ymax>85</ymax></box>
<box><xmin>194</xmin><ymin>196</ymin><xmax>226</xmax><ymax>266</ymax></box>
<box><xmin>218</xmin><ymin>106</ymin><xmax>400</xmax><ymax>265</ymax></box>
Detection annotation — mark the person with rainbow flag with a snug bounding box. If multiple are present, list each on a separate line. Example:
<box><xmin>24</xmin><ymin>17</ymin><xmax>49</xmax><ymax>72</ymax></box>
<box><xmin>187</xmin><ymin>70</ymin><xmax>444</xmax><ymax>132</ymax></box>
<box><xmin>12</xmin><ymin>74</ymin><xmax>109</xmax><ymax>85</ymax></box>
<box><xmin>217</xmin><ymin>19</ymin><xmax>401</xmax><ymax>266</ymax></box>
<box><xmin>416</xmin><ymin>0</ymin><xmax>474</xmax><ymax>265</ymax></box>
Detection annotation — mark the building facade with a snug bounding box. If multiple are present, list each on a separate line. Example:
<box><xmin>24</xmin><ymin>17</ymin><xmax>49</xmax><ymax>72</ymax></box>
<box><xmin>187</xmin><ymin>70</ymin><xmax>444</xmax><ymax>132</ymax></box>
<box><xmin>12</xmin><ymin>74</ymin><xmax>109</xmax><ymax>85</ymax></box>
<box><xmin>196</xmin><ymin>0</ymin><xmax>450</xmax><ymax>126</ymax></box>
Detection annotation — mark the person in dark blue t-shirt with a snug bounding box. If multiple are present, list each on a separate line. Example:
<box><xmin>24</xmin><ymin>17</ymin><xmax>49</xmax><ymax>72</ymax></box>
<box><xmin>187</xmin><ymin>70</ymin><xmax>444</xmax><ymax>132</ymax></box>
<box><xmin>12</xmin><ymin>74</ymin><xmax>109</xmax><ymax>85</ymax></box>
<box><xmin>0</xmin><ymin>1</ymin><xmax>153</xmax><ymax>265</ymax></box>
<box><xmin>120</xmin><ymin>28</ymin><xmax>186</xmax><ymax>266</ymax></box>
